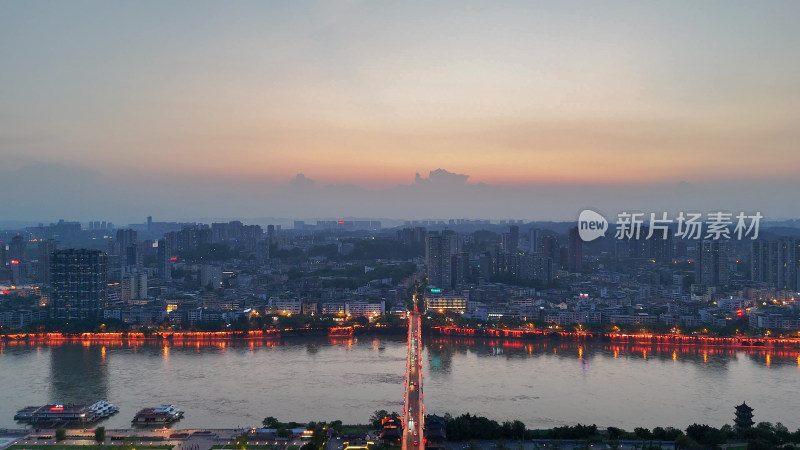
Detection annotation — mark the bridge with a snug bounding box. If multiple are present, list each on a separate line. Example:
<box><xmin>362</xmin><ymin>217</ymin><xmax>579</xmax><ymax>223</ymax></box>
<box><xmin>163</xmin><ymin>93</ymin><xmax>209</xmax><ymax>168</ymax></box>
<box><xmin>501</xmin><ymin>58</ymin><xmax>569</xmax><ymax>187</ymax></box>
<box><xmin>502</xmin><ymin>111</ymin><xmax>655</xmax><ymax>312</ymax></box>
<box><xmin>402</xmin><ymin>303</ymin><xmax>424</xmax><ymax>450</ymax></box>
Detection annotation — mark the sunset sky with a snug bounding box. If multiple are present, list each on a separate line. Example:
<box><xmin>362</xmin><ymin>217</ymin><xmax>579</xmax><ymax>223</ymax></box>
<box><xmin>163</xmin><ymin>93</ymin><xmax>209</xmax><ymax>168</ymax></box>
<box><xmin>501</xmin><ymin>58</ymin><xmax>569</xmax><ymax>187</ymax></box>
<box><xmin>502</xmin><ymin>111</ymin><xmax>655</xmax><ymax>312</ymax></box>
<box><xmin>1</xmin><ymin>1</ymin><xmax>799</xmax><ymax>223</ymax></box>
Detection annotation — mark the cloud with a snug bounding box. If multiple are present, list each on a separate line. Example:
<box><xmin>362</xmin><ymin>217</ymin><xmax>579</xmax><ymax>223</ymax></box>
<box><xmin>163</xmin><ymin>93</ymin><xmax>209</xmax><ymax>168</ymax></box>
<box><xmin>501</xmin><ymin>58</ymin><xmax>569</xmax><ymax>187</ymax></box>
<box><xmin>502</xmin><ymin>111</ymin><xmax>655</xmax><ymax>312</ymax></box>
<box><xmin>414</xmin><ymin>169</ymin><xmax>470</xmax><ymax>187</ymax></box>
<box><xmin>288</xmin><ymin>173</ymin><xmax>316</xmax><ymax>190</ymax></box>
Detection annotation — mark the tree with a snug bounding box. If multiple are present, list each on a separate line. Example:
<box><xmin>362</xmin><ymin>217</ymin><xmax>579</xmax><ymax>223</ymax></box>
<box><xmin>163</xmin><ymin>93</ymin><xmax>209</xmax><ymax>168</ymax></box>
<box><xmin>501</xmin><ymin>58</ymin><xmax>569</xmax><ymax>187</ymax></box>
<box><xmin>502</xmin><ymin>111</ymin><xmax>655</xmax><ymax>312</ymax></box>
<box><xmin>607</xmin><ymin>427</ymin><xmax>623</xmax><ymax>440</ymax></box>
<box><xmin>674</xmin><ymin>434</ymin><xmax>693</xmax><ymax>449</ymax></box>
<box><xmin>774</xmin><ymin>423</ymin><xmax>791</xmax><ymax>442</ymax></box>
<box><xmin>686</xmin><ymin>423</ymin><xmax>726</xmax><ymax>448</ymax></box>
<box><xmin>55</xmin><ymin>428</ymin><xmax>66</xmax><ymax>442</ymax></box>
<box><xmin>634</xmin><ymin>427</ymin><xmax>652</xmax><ymax>440</ymax></box>
<box><xmin>277</xmin><ymin>427</ymin><xmax>291</xmax><ymax>438</ymax></box>
<box><xmin>652</xmin><ymin>427</ymin><xmax>683</xmax><ymax>441</ymax></box>
<box><xmin>507</xmin><ymin>420</ymin><xmax>526</xmax><ymax>440</ymax></box>
<box><xmin>311</xmin><ymin>427</ymin><xmax>327</xmax><ymax>449</ymax></box>
<box><xmin>371</xmin><ymin>410</ymin><xmax>389</xmax><ymax>429</ymax></box>
<box><xmin>263</xmin><ymin>416</ymin><xmax>280</xmax><ymax>428</ymax></box>
<box><xmin>94</xmin><ymin>426</ymin><xmax>105</xmax><ymax>443</ymax></box>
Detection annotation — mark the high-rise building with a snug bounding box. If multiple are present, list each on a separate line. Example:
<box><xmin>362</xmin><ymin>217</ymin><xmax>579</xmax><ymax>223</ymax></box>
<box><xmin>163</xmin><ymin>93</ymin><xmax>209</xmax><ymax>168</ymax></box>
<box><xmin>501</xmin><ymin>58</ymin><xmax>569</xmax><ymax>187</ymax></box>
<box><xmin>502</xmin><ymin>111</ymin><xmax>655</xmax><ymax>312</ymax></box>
<box><xmin>10</xmin><ymin>258</ymin><xmax>27</xmax><ymax>286</ymax></box>
<box><xmin>529</xmin><ymin>229</ymin><xmax>540</xmax><ymax>254</ymax></box>
<box><xmin>452</xmin><ymin>252</ymin><xmax>472</xmax><ymax>286</ymax></box>
<box><xmin>174</xmin><ymin>225</ymin><xmax>211</xmax><ymax>252</ymax></box>
<box><xmin>36</xmin><ymin>239</ymin><xmax>57</xmax><ymax>284</ymax></box>
<box><xmin>425</xmin><ymin>231</ymin><xmax>459</xmax><ymax>289</ymax></box>
<box><xmin>156</xmin><ymin>238</ymin><xmax>172</xmax><ymax>281</ymax></box>
<box><xmin>116</xmin><ymin>229</ymin><xmax>137</xmax><ymax>254</ymax></box>
<box><xmin>496</xmin><ymin>251</ymin><xmax>520</xmax><ymax>280</ymax></box>
<box><xmin>51</xmin><ymin>249</ymin><xmax>108</xmax><ymax>320</ymax></box>
<box><xmin>476</xmin><ymin>252</ymin><xmax>494</xmax><ymax>282</ymax></box>
<box><xmin>751</xmin><ymin>238</ymin><xmax>800</xmax><ymax>290</ymax></box>
<box><xmin>116</xmin><ymin>228</ymin><xmax>139</xmax><ymax>271</ymax></box>
<box><xmin>9</xmin><ymin>234</ymin><xmax>26</xmax><ymax>263</ymax></box>
<box><xmin>211</xmin><ymin>222</ymin><xmax>232</xmax><ymax>243</ymax></box>
<box><xmin>541</xmin><ymin>235</ymin><xmax>558</xmax><ymax>260</ymax></box>
<box><xmin>567</xmin><ymin>227</ymin><xmax>582</xmax><ymax>272</ymax></box>
<box><xmin>649</xmin><ymin>228</ymin><xmax>673</xmax><ymax>262</ymax></box>
<box><xmin>697</xmin><ymin>240</ymin><xmax>729</xmax><ymax>289</ymax></box>
<box><xmin>750</xmin><ymin>240</ymin><xmax>769</xmax><ymax>284</ymax></box>
<box><xmin>502</xmin><ymin>225</ymin><xmax>519</xmax><ymax>253</ymax></box>
<box><xmin>397</xmin><ymin>227</ymin><xmax>427</xmax><ymax>244</ymax></box>
<box><xmin>558</xmin><ymin>246</ymin><xmax>569</xmax><ymax>271</ymax></box>
<box><xmin>122</xmin><ymin>271</ymin><xmax>148</xmax><ymax>304</ymax></box>
<box><xmin>771</xmin><ymin>239</ymin><xmax>798</xmax><ymax>291</ymax></box>
<box><xmin>628</xmin><ymin>226</ymin><xmax>649</xmax><ymax>259</ymax></box>
<box><xmin>520</xmin><ymin>254</ymin><xmax>554</xmax><ymax>283</ymax></box>
<box><xmin>200</xmin><ymin>264</ymin><xmax>223</xmax><ymax>289</ymax></box>
<box><xmin>209</xmin><ymin>221</ymin><xmax>262</xmax><ymax>258</ymax></box>
<box><xmin>242</xmin><ymin>224</ymin><xmax>263</xmax><ymax>257</ymax></box>
<box><xmin>625</xmin><ymin>227</ymin><xmax>672</xmax><ymax>261</ymax></box>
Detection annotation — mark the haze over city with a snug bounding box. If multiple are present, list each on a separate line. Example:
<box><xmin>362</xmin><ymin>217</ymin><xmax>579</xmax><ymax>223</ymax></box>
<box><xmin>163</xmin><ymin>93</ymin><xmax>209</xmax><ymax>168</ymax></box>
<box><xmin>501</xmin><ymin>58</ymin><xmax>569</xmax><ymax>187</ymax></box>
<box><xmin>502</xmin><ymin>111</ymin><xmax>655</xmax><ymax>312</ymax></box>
<box><xmin>1</xmin><ymin>1</ymin><xmax>799</xmax><ymax>223</ymax></box>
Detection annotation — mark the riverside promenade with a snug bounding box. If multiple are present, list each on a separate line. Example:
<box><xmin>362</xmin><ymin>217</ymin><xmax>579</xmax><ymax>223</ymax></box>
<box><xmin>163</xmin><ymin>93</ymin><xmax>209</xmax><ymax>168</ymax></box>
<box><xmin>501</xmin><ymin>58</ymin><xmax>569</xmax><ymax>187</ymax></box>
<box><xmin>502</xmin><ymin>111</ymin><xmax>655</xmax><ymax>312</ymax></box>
<box><xmin>0</xmin><ymin>428</ymin><xmax>299</xmax><ymax>450</ymax></box>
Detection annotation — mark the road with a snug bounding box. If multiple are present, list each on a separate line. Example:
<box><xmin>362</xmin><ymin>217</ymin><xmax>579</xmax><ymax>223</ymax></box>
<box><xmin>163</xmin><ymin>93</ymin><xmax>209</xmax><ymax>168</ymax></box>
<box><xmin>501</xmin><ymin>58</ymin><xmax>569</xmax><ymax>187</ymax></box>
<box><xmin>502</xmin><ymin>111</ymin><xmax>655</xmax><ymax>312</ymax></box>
<box><xmin>403</xmin><ymin>309</ymin><xmax>424</xmax><ymax>450</ymax></box>
<box><xmin>2</xmin><ymin>428</ymin><xmax>302</xmax><ymax>450</ymax></box>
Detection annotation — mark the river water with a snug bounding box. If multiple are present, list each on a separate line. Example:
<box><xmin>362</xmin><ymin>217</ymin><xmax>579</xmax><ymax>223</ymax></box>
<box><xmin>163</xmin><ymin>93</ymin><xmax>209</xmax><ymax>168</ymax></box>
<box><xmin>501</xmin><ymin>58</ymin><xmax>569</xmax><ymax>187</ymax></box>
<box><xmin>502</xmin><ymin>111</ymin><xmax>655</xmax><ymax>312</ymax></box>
<box><xmin>1</xmin><ymin>336</ymin><xmax>798</xmax><ymax>431</ymax></box>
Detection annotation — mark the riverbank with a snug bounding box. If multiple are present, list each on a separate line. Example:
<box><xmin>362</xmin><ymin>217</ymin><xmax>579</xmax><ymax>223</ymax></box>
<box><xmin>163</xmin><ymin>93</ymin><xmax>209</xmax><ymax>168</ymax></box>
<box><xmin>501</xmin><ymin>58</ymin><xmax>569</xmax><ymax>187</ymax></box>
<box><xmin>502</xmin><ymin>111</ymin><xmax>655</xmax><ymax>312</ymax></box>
<box><xmin>429</xmin><ymin>326</ymin><xmax>800</xmax><ymax>349</ymax></box>
<box><xmin>2</xmin><ymin>324</ymin><xmax>799</xmax><ymax>350</ymax></box>
<box><xmin>0</xmin><ymin>326</ymin><xmax>407</xmax><ymax>344</ymax></box>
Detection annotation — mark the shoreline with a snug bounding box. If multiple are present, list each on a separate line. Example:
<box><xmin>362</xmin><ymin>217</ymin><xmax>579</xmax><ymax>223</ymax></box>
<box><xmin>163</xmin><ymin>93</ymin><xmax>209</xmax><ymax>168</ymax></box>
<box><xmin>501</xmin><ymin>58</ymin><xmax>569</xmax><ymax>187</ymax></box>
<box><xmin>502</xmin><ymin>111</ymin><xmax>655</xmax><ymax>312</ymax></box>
<box><xmin>0</xmin><ymin>326</ymin><xmax>403</xmax><ymax>343</ymax></box>
<box><xmin>429</xmin><ymin>326</ymin><xmax>800</xmax><ymax>349</ymax></box>
<box><xmin>1</xmin><ymin>325</ymin><xmax>799</xmax><ymax>350</ymax></box>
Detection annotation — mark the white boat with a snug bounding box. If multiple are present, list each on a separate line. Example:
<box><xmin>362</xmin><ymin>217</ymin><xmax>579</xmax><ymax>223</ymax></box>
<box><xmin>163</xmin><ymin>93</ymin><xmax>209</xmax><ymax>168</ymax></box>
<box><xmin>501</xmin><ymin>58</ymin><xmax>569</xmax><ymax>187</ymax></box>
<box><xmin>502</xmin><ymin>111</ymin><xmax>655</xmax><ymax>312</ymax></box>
<box><xmin>89</xmin><ymin>400</ymin><xmax>119</xmax><ymax>418</ymax></box>
<box><xmin>154</xmin><ymin>404</ymin><xmax>184</xmax><ymax>418</ymax></box>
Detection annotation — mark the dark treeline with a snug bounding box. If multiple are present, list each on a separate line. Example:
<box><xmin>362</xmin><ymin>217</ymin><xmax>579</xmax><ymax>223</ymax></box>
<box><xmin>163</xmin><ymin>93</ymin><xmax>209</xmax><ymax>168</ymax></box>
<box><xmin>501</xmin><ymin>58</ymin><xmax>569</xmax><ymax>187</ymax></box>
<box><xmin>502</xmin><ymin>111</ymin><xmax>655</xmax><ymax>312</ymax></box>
<box><xmin>444</xmin><ymin>414</ymin><xmax>526</xmax><ymax>441</ymax></box>
<box><xmin>443</xmin><ymin>413</ymin><xmax>800</xmax><ymax>449</ymax></box>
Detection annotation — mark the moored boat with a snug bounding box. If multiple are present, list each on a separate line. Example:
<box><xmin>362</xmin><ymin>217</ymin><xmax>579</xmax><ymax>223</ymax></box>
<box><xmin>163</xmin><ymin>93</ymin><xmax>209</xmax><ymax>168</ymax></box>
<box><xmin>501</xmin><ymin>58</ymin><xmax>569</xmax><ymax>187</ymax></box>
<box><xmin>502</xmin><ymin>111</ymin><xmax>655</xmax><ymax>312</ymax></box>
<box><xmin>132</xmin><ymin>404</ymin><xmax>184</xmax><ymax>425</ymax></box>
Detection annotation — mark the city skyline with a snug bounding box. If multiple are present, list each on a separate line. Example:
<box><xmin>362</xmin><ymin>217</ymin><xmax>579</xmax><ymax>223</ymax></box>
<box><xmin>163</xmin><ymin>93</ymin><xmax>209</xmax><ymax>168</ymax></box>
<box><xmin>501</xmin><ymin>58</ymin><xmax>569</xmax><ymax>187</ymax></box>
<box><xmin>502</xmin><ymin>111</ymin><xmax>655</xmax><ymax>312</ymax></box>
<box><xmin>2</xmin><ymin>1</ymin><xmax>800</xmax><ymax>221</ymax></box>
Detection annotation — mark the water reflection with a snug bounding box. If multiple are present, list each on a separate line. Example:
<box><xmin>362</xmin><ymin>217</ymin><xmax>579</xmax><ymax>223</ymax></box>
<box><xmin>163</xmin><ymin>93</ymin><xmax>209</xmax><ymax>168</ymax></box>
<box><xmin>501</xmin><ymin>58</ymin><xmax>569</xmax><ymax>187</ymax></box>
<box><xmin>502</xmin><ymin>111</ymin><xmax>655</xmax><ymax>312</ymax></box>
<box><xmin>424</xmin><ymin>336</ymin><xmax>800</xmax><ymax>369</ymax></box>
<box><xmin>426</xmin><ymin>343</ymin><xmax>454</xmax><ymax>373</ymax></box>
<box><xmin>2</xmin><ymin>336</ymin><xmax>797</xmax><ymax>370</ymax></box>
<box><xmin>49</xmin><ymin>345</ymin><xmax>108</xmax><ymax>403</ymax></box>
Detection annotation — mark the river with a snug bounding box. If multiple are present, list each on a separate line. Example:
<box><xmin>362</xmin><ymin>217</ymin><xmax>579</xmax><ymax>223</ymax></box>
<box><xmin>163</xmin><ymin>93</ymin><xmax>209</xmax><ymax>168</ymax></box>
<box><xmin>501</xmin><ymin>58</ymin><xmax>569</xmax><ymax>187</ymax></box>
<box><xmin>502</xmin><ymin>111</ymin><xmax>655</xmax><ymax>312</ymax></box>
<box><xmin>1</xmin><ymin>336</ymin><xmax>798</xmax><ymax>431</ymax></box>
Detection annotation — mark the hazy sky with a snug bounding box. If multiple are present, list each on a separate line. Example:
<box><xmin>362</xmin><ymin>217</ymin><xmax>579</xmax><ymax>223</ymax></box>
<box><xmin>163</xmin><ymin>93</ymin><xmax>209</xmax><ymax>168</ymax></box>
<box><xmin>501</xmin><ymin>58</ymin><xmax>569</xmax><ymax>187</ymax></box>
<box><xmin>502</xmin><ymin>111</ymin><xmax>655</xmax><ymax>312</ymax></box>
<box><xmin>1</xmin><ymin>1</ymin><xmax>799</xmax><ymax>223</ymax></box>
